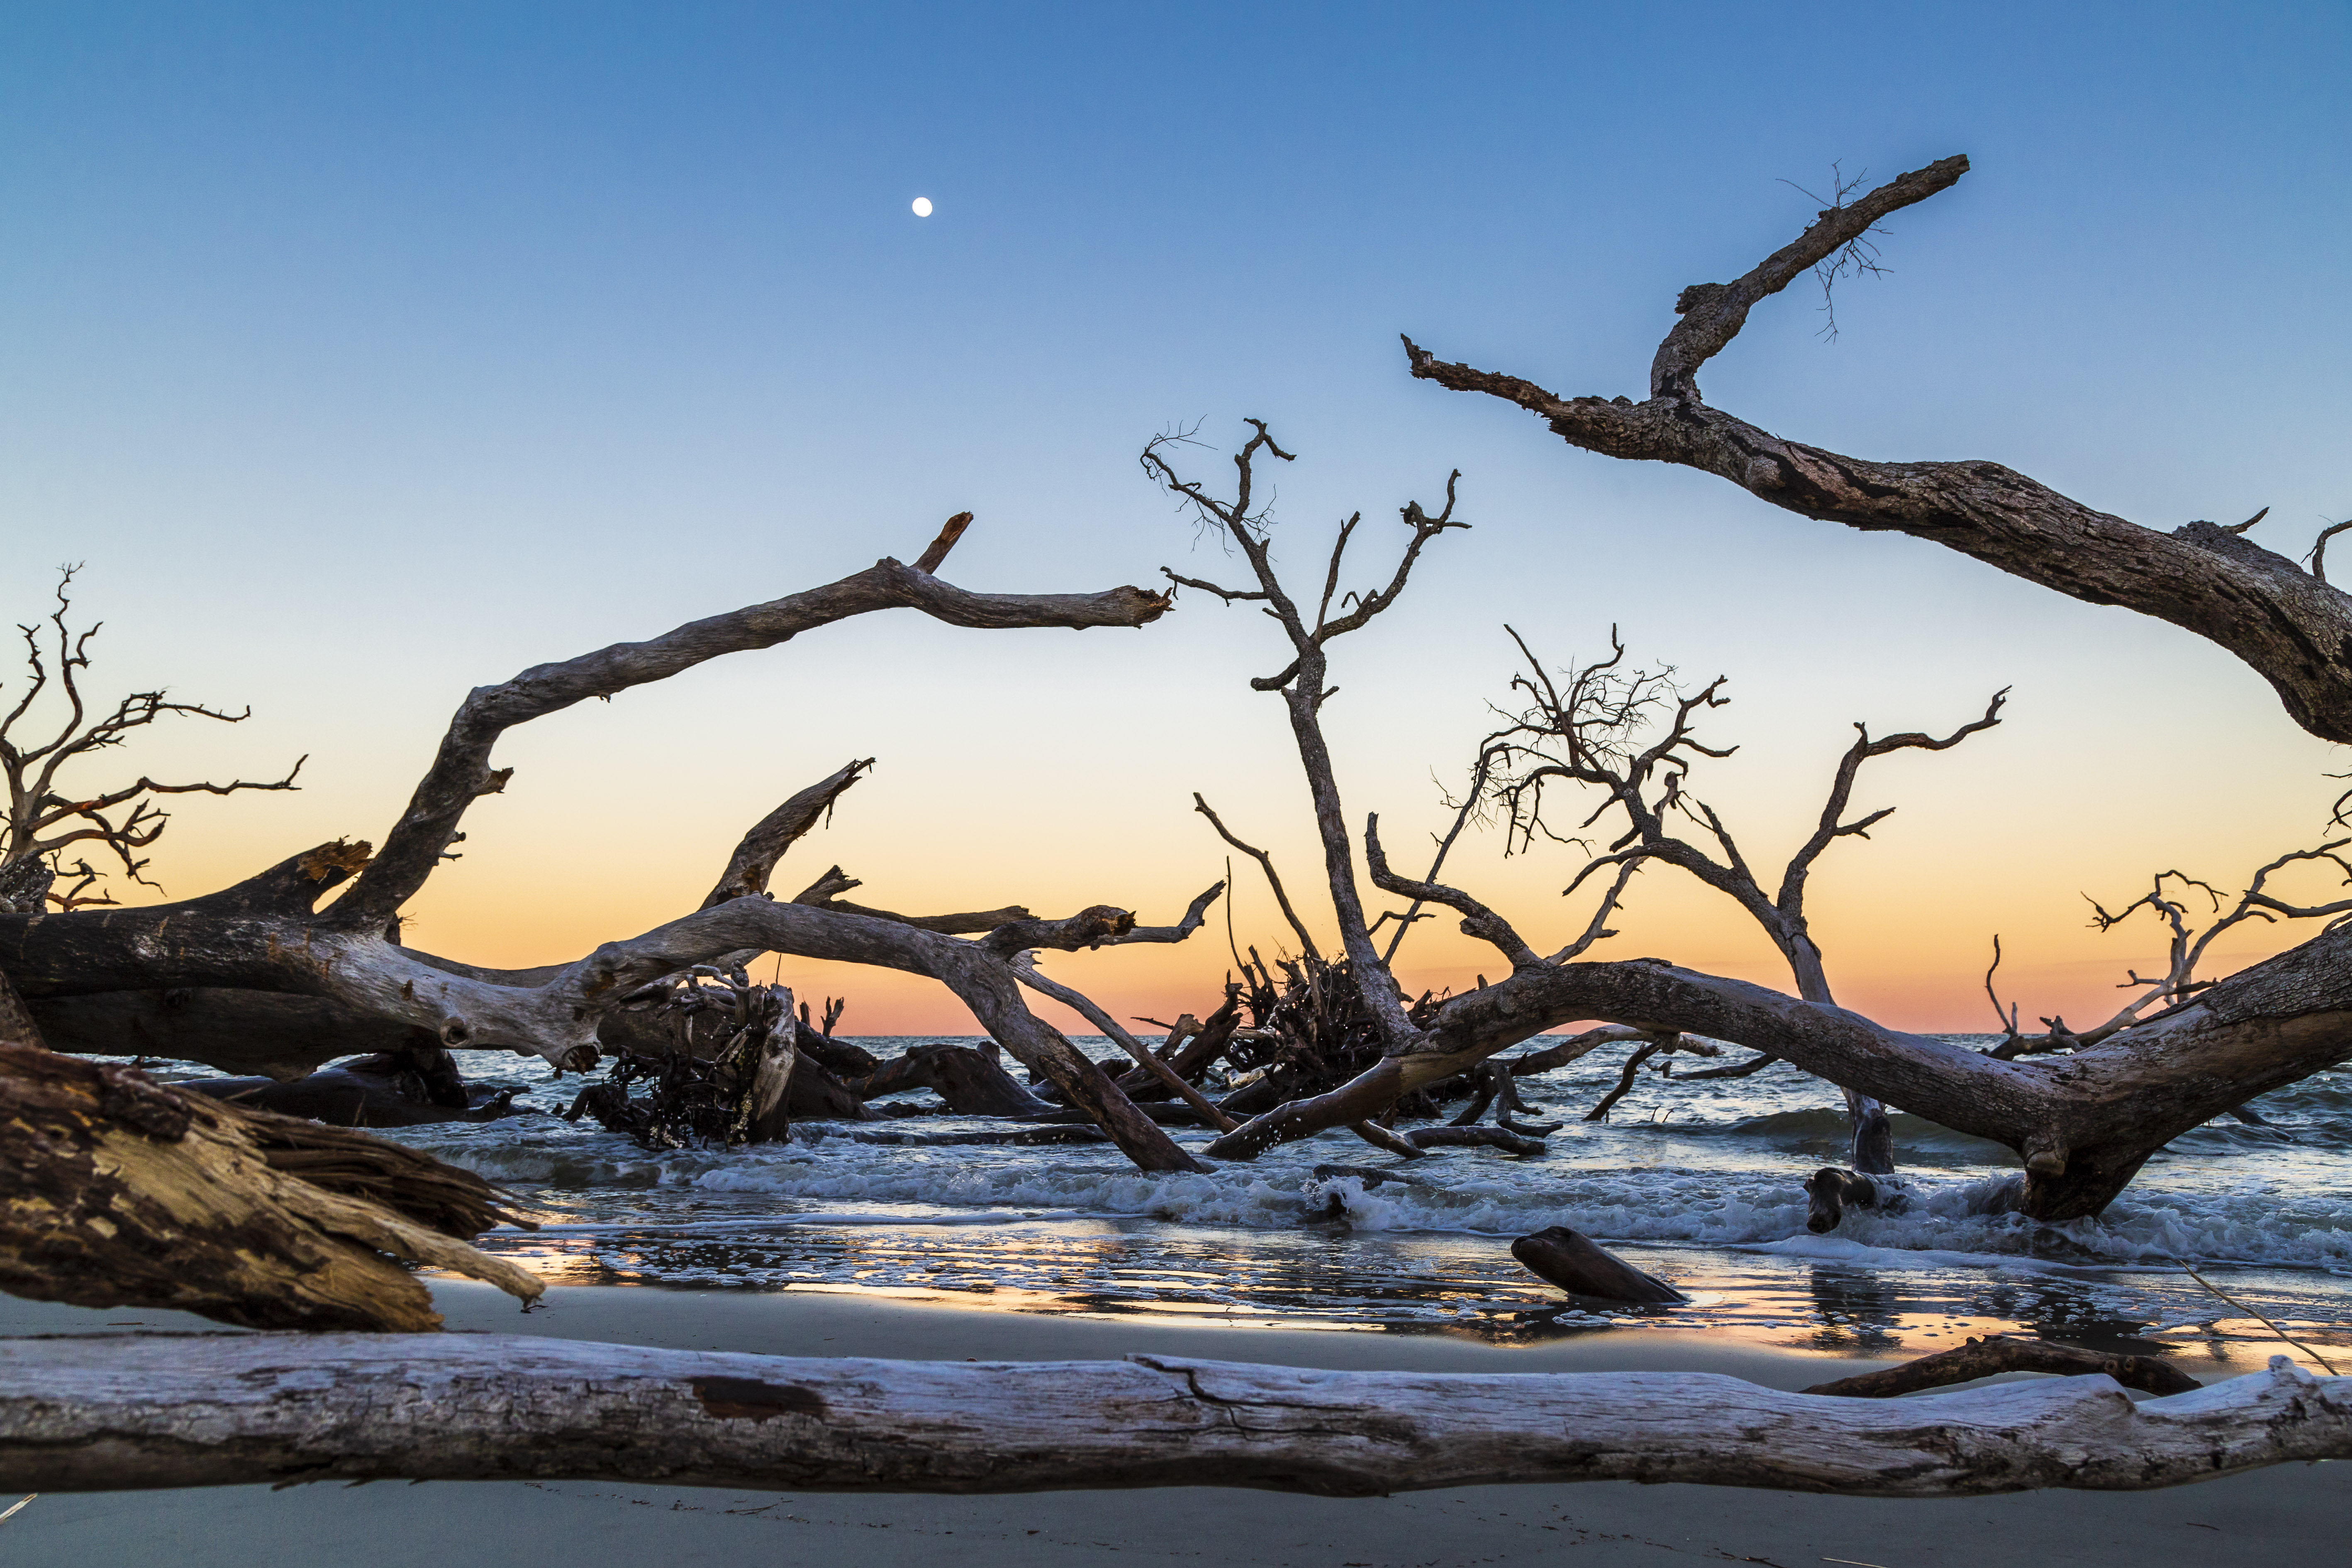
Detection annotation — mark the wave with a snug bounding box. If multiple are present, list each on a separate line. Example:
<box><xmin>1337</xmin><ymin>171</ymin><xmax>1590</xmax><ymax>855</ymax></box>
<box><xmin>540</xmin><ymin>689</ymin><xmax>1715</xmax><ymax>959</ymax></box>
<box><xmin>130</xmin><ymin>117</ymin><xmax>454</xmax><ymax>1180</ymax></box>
<box><xmin>407</xmin><ymin>1106</ymin><xmax>2352</xmax><ymax>1276</ymax></box>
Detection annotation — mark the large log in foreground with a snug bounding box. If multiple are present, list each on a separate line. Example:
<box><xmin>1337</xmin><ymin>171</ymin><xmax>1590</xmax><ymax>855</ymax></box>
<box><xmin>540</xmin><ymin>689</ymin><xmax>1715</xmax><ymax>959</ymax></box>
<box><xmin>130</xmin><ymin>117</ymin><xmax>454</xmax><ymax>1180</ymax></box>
<box><xmin>2</xmin><ymin>1334</ymin><xmax>2345</xmax><ymax>1497</ymax></box>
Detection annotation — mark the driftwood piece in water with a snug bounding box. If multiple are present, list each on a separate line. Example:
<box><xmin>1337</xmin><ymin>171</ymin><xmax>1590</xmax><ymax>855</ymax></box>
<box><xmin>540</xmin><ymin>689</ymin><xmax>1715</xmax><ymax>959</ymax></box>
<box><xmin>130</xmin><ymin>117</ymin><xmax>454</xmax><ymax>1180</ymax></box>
<box><xmin>786</xmin><ymin>1057</ymin><xmax>879</xmax><ymax>1120</ymax></box>
<box><xmin>1506</xmin><ymin>1025</ymin><xmax>1653</xmax><ymax>1076</ymax></box>
<box><xmin>189</xmin><ymin>1050</ymin><xmax>526</xmax><ymax>1129</ymax></box>
<box><xmin>1511</xmin><ymin>1226</ymin><xmax>1687</xmax><ymax>1305</ymax></box>
<box><xmin>1802</xmin><ymin>1166</ymin><xmax>1909</xmax><ymax>1234</ymax></box>
<box><xmin>5</xmin><ymin>1334</ymin><xmax>2346</xmax><ymax>1497</ymax></box>
<box><xmin>843</xmin><ymin>1124</ymin><xmax>1111</xmax><ymax>1147</ymax></box>
<box><xmin>856</xmin><ymin>1043</ymin><xmax>1050</xmax><ymax>1117</ymax></box>
<box><xmin>0</xmin><ymin>1040</ymin><xmax>541</xmax><ymax>1331</ymax></box>
<box><xmin>1408</xmin><ymin>1125</ymin><xmax>1547</xmax><ymax>1156</ymax></box>
<box><xmin>1804</xmin><ymin>1336</ymin><xmax>2202</xmax><ymax>1400</ymax></box>
<box><xmin>1309</xmin><ymin>1163</ymin><xmax>1433</xmax><ymax>1190</ymax></box>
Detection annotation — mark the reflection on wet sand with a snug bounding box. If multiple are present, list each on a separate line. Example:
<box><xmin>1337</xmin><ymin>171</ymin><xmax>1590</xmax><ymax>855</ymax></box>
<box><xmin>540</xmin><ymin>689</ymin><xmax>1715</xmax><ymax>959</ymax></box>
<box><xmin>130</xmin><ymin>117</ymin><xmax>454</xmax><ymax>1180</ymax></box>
<box><xmin>463</xmin><ymin>1210</ymin><xmax>2350</xmax><ymax>1378</ymax></box>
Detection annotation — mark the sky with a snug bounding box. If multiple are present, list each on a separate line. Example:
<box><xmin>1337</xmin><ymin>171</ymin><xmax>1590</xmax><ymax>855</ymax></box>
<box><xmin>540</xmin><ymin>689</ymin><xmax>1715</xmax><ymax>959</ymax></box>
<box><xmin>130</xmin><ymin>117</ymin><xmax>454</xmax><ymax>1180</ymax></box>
<box><xmin>3</xmin><ymin>2</ymin><xmax>2348</xmax><ymax>1038</ymax></box>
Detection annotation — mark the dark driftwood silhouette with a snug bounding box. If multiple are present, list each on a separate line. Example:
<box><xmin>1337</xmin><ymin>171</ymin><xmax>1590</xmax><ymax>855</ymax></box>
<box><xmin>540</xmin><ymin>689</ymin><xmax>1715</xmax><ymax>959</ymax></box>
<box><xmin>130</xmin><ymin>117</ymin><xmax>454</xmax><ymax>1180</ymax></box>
<box><xmin>1804</xmin><ymin>1336</ymin><xmax>2201</xmax><ymax>1400</ymax></box>
<box><xmin>1510</xmin><ymin>1226</ymin><xmax>1687</xmax><ymax>1305</ymax></box>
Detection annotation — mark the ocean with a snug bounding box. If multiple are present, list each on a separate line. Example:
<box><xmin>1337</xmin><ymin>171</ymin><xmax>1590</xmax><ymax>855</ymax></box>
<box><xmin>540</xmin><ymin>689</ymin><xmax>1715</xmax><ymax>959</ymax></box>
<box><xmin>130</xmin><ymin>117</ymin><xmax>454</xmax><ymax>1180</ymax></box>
<box><xmin>219</xmin><ymin>1037</ymin><xmax>2352</xmax><ymax>1366</ymax></box>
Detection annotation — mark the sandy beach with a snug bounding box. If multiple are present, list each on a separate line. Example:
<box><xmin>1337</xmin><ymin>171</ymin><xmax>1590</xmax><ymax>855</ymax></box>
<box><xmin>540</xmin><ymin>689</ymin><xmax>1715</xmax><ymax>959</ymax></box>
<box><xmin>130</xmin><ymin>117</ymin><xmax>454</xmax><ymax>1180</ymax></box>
<box><xmin>2</xmin><ymin>1280</ymin><xmax>2339</xmax><ymax>1567</ymax></box>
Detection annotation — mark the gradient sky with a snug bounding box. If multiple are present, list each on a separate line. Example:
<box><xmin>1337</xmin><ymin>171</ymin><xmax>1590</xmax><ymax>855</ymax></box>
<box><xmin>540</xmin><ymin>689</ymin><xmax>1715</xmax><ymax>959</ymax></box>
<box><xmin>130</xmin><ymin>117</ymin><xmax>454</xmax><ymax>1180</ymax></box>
<box><xmin>5</xmin><ymin>2</ymin><xmax>2348</xmax><ymax>1037</ymax></box>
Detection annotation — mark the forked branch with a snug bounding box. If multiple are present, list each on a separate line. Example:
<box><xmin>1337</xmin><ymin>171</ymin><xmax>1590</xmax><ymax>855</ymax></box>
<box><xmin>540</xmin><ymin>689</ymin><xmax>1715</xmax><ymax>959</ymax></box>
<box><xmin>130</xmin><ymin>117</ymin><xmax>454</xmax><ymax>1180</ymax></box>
<box><xmin>1406</xmin><ymin>156</ymin><xmax>2352</xmax><ymax>744</ymax></box>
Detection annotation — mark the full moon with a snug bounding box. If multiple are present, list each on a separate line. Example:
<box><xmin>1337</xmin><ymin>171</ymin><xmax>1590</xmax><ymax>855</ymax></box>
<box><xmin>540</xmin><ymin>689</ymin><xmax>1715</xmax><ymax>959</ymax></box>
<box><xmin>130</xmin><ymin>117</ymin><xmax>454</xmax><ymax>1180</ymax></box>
<box><xmin>911</xmin><ymin>196</ymin><xmax>933</xmax><ymax>217</ymax></box>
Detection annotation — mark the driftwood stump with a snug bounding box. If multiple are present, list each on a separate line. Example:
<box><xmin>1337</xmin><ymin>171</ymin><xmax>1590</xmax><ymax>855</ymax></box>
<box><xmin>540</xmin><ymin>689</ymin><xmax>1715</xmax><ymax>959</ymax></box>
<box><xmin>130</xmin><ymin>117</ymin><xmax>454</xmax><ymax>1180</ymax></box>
<box><xmin>1511</xmin><ymin>1226</ymin><xmax>1687</xmax><ymax>1305</ymax></box>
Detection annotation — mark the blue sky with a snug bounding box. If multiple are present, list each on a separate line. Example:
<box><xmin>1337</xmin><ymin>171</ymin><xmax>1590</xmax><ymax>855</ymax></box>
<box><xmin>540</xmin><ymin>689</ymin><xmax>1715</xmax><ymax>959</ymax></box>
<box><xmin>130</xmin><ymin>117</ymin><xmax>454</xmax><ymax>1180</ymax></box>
<box><xmin>4</xmin><ymin>3</ymin><xmax>2347</xmax><ymax>1029</ymax></box>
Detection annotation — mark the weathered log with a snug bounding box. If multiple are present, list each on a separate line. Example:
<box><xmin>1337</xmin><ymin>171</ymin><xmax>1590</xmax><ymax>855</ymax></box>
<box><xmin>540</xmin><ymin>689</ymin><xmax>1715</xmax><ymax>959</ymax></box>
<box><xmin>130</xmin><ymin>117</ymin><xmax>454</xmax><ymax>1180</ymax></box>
<box><xmin>0</xmin><ymin>1040</ymin><xmax>539</xmax><ymax>1331</ymax></box>
<box><xmin>855</xmin><ymin>1043</ymin><xmax>1050</xmax><ymax>1117</ymax></box>
<box><xmin>1408</xmin><ymin>1125</ymin><xmax>1546</xmax><ymax>1156</ymax></box>
<box><xmin>1804</xmin><ymin>1336</ymin><xmax>2201</xmax><ymax>1400</ymax></box>
<box><xmin>1510</xmin><ymin>1226</ymin><xmax>1687</xmax><ymax>1305</ymax></box>
<box><xmin>26</xmin><ymin>987</ymin><xmax>429</xmax><ymax>1080</ymax></box>
<box><xmin>5</xmin><ymin>1334</ymin><xmax>2345</xmax><ymax>1497</ymax></box>
<box><xmin>785</xmin><ymin>1056</ymin><xmax>881</xmax><ymax>1120</ymax></box>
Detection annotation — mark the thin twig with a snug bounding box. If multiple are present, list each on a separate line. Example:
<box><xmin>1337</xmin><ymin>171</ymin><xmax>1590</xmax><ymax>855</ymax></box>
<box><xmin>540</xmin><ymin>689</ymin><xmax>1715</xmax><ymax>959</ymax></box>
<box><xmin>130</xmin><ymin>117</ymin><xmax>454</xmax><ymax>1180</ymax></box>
<box><xmin>2174</xmin><ymin>1257</ymin><xmax>2340</xmax><ymax>1375</ymax></box>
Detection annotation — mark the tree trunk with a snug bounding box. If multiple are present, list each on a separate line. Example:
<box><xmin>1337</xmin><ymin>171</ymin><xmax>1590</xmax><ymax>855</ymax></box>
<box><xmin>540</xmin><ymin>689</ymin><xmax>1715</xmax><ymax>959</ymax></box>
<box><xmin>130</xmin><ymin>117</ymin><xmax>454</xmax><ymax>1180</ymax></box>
<box><xmin>3</xmin><ymin>1333</ymin><xmax>2345</xmax><ymax>1497</ymax></box>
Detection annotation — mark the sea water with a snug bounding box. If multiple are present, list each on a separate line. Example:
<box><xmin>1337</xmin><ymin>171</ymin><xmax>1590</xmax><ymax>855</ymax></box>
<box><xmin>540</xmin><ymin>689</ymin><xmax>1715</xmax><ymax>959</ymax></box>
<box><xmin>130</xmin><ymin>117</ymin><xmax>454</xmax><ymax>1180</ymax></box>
<box><xmin>190</xmin><ymin>1038</ymin><xmax>2352</xmax><ymax>1365</ymax></box>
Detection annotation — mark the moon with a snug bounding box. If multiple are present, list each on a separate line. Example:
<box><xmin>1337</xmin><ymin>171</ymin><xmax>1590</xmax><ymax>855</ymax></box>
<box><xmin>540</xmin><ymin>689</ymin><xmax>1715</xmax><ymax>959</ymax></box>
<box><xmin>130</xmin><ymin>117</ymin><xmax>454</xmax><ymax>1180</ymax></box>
<box><xmin>911</xmin><ymin>196</ymin><xmax>933</xmax><ymax>217</ymax></box>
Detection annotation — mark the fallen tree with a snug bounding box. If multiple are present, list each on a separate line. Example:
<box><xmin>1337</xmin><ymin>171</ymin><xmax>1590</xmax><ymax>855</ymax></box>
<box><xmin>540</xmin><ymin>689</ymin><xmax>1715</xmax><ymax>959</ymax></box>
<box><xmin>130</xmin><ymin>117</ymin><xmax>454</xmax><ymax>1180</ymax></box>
<box><xmin>2</xmin><ymin>1331</ymin><xmax>2344</xmax><ymax>1497</ymax></box>
<box><xmin>0</xmin><ymin>521</ymin><xmax>1217</xmax><ymax>1173</ymax></box>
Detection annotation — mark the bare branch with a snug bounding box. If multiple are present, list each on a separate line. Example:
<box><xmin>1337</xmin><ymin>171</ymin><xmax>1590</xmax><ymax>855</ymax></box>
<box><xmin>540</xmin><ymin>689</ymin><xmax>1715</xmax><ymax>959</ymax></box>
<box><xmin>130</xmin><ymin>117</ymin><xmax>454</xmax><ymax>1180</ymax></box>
<box><xmin>2308</xmin><ymin>517</ymin><xmax>2352</xmax><ymax>585</ymax></box>
<box><xmin>790</xmin><ymin>866</ymin><xmax>1034</xmax><ymax>935</ymax></box>
<box><xmin>331</xmin><ymin>526</ymin><xmax>1172</xmax><ymax>930</ymax></box>
<box><xmin>703</xmin><ymin>760</ymin><xmax>873</xmax><ymax>908</ymax></box>
<box><xmin>1363</xmin><ymin>812</ymin><xmax>1538</xmax><ymax>971</ymax></box>
<box><xmin>910</xmin><ymin>512</ymin><xmax>974</xmax><ymax>575</ymax></box>
<box><xmin>1650</xmin><ymin>155</ymin><xmax>1968</xmax><ymax>398</ymax></box>
<box><xmin>1192</xmin><ymin>794</ymin><xmax>1322</xmax><ymax>963</ymax></box>
<box><xmin>1101</xmin><ymin>880</ymin><xmax>1226</xmax><ymax>946</ymax></box>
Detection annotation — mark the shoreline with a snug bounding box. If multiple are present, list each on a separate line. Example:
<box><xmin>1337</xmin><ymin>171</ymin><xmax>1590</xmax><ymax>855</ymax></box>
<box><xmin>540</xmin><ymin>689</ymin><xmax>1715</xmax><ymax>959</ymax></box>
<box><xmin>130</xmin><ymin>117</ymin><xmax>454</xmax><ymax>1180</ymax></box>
<box><xmin>2</xmin><ymin>1280</ymin><xmax>2343</xmax><ymax>1567</ymax></box>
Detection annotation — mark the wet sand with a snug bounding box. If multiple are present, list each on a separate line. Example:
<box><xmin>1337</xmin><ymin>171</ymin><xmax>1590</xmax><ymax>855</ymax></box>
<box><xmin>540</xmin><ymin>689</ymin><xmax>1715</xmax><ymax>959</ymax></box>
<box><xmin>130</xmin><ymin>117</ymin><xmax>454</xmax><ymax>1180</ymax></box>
<box><xmin>1</xmin><ymin>1280</ymin><xmax>2340</xmax><ymax>1566</ymax></box>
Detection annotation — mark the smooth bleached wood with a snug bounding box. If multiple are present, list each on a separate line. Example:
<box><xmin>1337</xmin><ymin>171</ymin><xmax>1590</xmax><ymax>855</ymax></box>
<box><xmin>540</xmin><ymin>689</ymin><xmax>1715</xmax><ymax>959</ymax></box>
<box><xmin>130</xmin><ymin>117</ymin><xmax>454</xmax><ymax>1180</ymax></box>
<box><xmin>1</xmin><ymin>1334</ymin><xmax>2345</xmax><ymax>1497</ymax></box>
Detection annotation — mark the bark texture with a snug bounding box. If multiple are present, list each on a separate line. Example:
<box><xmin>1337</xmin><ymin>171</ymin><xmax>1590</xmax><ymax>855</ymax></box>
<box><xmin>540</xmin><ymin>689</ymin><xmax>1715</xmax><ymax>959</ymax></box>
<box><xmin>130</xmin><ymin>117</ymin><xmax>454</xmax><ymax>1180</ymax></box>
<box><xmin>2</xmin><ymin>1334</ymin><xmax>2344</xmax><ymax>1497</ymax></box>
<box><xmin>0</xmin><ymin>1040</ymin><xmax>539</xmax><ymax>1331</ymax></box>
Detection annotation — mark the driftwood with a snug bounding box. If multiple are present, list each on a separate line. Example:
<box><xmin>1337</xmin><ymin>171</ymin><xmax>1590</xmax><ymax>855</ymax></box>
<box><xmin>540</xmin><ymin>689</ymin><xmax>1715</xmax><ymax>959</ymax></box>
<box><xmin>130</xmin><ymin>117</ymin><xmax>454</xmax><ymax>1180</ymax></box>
<box><xmin>1122</xmin><ymin>167</ymin><xmax>2352</xmax><ymax>1219</ymax></box>
<box><xmin>0</xmin><ymin>523</ymin><xmax>1220</xmax><ymax>1175</ymax></box>
<box><xmin>1804</xmin><ymin>1336</ymin><xmax>2201</xmax><ymax>1400</ymax></box>
<box><xmin>854</xmin><ymin>1042</ymin><xmax>1049</xmax><ymax>1117</ymax></box>
<box><xmin>1404</xmin><ymin>156</ymin><xmax>2352</xmax><ymax>748</ymax></box>
<box><xmin>1406</xmin><ymin>1125</ymin><xmax>1546</xmax><ymax>1156</ymax></box>
<box><xmin>1801</xmin><ymin>1166</ymin><xmax>1908</xmax><ymax>1234</ymax></box>
<box><xmin>1510</xmin><ymin>1226</ymin><xmax>1687</xmax><ymax>1305</ymax></box>
<box><xmin>4</xmin><ymin>1334</ymin><xmax>2344</xmax><ymax>1497</ymax></box>
<box><xmin>188</xmin><ymin>1047</ymin><xmax>526</xmax><ymax>1128</ymax></box>
<box><xmin>0</xmin><ymin>1039</ymin><xmax>539</xmax><ymax>1331</ymax></box>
